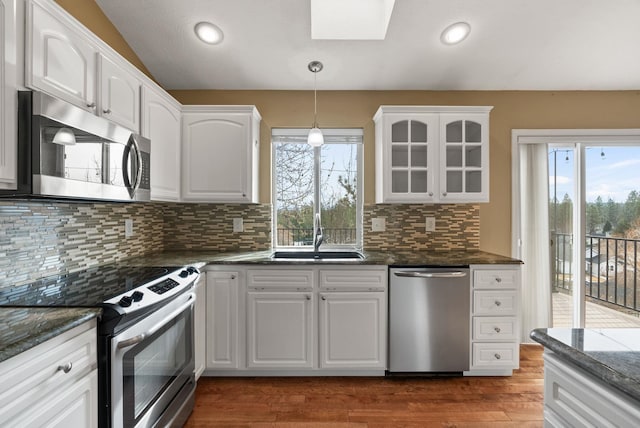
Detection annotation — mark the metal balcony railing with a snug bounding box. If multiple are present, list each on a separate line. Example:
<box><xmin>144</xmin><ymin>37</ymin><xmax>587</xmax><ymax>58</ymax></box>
<box><xmin>552</xmin><ymin>232</ymin><xmax>640</xmax><ymax>314</ymax></box>
<box><xmin>276</xmin><ymin>227</ymin><xmax>356</xmax><ymax>246</ymax></box>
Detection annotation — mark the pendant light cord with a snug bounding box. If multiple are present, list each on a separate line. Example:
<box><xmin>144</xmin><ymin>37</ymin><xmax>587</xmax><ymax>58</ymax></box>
<box><xmin>313</xmin><ymin>69</ymin><xmax>318</xmax><ymax>128</ymax></box>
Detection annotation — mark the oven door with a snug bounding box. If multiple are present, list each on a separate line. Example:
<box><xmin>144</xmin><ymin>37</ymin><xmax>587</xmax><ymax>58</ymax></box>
<box><xmin>110</xmin><ymin>290</ymin><xmax>195</xmax><ymax>428</ymax></box>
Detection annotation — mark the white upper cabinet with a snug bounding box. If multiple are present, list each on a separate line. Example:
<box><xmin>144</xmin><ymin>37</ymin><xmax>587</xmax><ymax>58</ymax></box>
<box><xmin>374</xmin><ymin>106</ymin><xmax>492</xmax><ymax>203</ymax></box>
<box><xmin>181</xmin><ymin>106</ymin><xmax>261</xmax><ymax>203</ymax></box>
<box><xmin>26</xmin><ymin>0</ymin><xmax>141</xmax><ymax>132</ymax></box>
<box><xmin>439</xmin><ymin>114</ymin><xmax>489</xmax><ymax>202</ymax></box>
<box><xmin>98</xmin><ymin>54</ymin><xmax>140</xmax><ymax>132</ymax></box>
<box><xmin>141</xmin><ymin>84</ymin><xmax>181</xmax><ymax>201</ymax></box>
<box><xmin>0</xmin><ymin>0</ymin><xmax>17</xmax><ymax>189</ymax></box>
<box><xmin>26</xmin><ymin>0</ymin><xmax>98</xmax><ymax>111</ymax></box>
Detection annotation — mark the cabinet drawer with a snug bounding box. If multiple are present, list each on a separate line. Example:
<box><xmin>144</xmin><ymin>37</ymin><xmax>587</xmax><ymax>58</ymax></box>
<box><xmin>474</xmin><ymin>270</ymin><xmax>518</xmax><ymax>289</ymax></box>
<box><xmin>473</xmin><ymin>316</ymin><xmax>517</xmax><ymax>341</ymax></box>
<box><xmin>0</xmin><ymin>321</ymin><xmax>97</xmax><ymax>422</ymax></box>
<box><xmin>472</xmin><ymin>342</ymin><xmax>518</xmax><ymax>368</ymax></box>
<box><xmin>247</xmin><ymin>269</ymin><xmax>314</xmax><ymax>291</ymax></box>
<box><xmin>473</xmin><ymin>290</ymin><xmax>517</xmax><ymax>315</ymax></box>
<box><xmin>319</xmin><ymin>269</ymin><xmax>387</xmax><ymax>291</ymax></box>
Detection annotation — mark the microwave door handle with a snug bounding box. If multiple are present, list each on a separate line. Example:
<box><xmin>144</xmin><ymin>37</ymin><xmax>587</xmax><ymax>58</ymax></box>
<box><xmin>122</xmin><ymin>140</ymin><xmax>133</xmax><ymax>192</ymax></box>
<box><xmin>115</xmin><ymin>293</ymin><xmax>196</xmax><ymax>350</ymax></box>
<box><xmin>131</xmin><ymin>135</ymin><xmax>143</xmax><ymax>192</ymax></box>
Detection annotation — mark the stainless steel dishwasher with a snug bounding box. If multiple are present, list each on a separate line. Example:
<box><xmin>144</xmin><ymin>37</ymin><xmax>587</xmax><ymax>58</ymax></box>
<box><xmin>388</xmin><ymin>267</ymin><xmax>470</xmax><ymax>373</ymax></box>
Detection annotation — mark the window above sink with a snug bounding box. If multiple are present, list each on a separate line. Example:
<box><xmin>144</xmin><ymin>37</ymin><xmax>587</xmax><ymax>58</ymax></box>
<box><xmin>271</xmin><ymin>128</ymin><xmax>364</xmax><ymax>251</ymax></box>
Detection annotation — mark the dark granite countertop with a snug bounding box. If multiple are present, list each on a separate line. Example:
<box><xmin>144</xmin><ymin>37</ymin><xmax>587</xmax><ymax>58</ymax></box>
<box><xmin>0</xmin><ymin>307</ymin><xmax>101</xmax><ymax>364</ymax></box>
<box><xmin>125</xmin><ymin>249</ymin><xmax>522</xmax><ymax>267</ymax></box>
<box><xmin>531</xmin><ymin>328</ymin><xmax>640</xmax><ymax>402</ymax></box>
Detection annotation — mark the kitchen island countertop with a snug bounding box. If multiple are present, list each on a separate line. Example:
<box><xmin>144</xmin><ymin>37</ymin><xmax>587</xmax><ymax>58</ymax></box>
<box><xmin>0</xmin><ymin>307</ymin><xmax>101</xmax><ymax>364</ymax></box>
<box><xmin>530</xmin><ymin>327</ymin><xmax>640</xmax><ymax>402</ymax></box>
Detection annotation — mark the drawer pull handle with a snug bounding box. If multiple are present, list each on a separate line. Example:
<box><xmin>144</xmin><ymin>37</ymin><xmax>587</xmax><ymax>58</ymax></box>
<box><xmin>495</xmin><ymin>277</ymin><xmax>502</xmax><ymax>283</ymax></box>
<box><xmin>494</xmin><ymin>327</ymin><xmax>501</xmax><ymax>333</ymax></box>
<box><xmin>495</xmin><ymin>300</ymin><xmax>502</xmax><ymax>307</ymax></box>
<box><xmin>494</xmin><ymin>353</ymin><xmax>501</xmax><ymax>360</ymax></box>
<box><xmin>57</xmin><ymin>362</ymin><xmax>73</xmax><ymax>373</ymax></box>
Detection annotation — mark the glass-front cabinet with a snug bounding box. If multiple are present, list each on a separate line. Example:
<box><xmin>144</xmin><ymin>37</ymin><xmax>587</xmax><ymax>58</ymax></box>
<box><xmin>374</xmin><ymin>106</ymin><xmax>492</xmax><ymax>203</ymax></box>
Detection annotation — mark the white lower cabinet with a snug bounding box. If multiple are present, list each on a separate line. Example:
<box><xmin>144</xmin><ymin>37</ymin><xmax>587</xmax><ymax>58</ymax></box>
<box><xmin>543</xmin><ymin>351</ymin><xmax>640</xmax><ymax>427</ymax></box>
<box><xmin>0</xmin><ymin>319</ymin><xmax>98</xmax><ymax>428</ymax></box>
<box><xmin>194</xmin><ymin>274</ymin><xmax>206</xmax><ymax>379</ymax></box>
<box><xmin>467</xmin><ymin>264</ymin><xmax>521</xmax><ymax>376</ymax></box>
<box><xmin>319</xmin><ymin>292</ymin><xmax>386</xmax><ymax>369</ymax></box>
<box><xmin>205</xmin><ymin>271</ymin><xmax>241</xmax><ymax>370</ymax></box>
<box><xmin>247</xmin><ymin>291</ymin><xmax>314</xmax><ymax>368</ymax></box>
<box><xmin>203</xmin><ymin>265</ymin><xmax>387</xmax><ymax>375</ymax></box>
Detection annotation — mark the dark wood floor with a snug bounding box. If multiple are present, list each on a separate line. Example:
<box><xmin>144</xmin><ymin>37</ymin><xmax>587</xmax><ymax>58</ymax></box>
<box><xmin>184</xmin><ymin>344</ymin><xmax>544</xmax><ymax>427</ymax></box>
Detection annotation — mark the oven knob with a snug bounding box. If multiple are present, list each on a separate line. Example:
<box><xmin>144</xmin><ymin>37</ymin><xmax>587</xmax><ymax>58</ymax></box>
<box><xmin>187</xmin><ymin>266</ymin><xmax>197</xmax><ymax>275</ymax></box>
<box><xmin>132</xmin><ymin>291</ymin><xmax>144</xmax><ymax>302</ymax></box>
<box><xmin>119</xmin><ymin>296</ymin><xmax>133</xmax><ymax>307</ymax></box>
<box><xmin>179</xmin><ymin>270</ymin><xmax>189</xmax><ymax>278</ymax></box>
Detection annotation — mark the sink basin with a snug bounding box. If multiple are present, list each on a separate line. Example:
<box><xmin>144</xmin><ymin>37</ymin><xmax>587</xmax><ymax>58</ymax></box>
<box><xmin>271</xmin><ymin>251</ymin><xmax>364</xmax><ymax>261</ymax></box>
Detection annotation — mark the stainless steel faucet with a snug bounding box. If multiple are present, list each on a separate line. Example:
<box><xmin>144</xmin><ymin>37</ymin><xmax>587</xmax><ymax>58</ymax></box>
<box><xmin>313</xmin><ymin>213</ymin><xmax>323</xmax><ymax>252</ymax></box>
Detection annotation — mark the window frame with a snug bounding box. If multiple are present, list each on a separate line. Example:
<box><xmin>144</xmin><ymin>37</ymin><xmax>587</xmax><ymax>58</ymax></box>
<box><xmin>271</xmin><ymin>128</ymin><xmax>364</xmax><ymax>251</ymax></box>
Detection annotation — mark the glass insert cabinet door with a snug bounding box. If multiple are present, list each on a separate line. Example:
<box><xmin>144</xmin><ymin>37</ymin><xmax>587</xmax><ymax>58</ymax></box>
<box><xmin>385</xmin><ymin>115</ymin><xmax>437</xmax><ymax>201</ymax></box>
<box><xmin>439</xmin><ymin>114</ymin><xmax>488</xmax><ymax>201</ymax></box>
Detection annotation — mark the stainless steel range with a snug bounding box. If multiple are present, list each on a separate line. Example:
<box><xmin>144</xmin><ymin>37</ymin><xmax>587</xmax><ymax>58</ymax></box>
<box><xmin>0</xmin><ymin>264</ymin><xmax>200</xmax><ymax>428</ymax></box>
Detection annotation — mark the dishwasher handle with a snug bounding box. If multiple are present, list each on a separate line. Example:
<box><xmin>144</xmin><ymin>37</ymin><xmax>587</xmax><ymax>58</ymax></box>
<box><xmin>393</xmin><ymin>271</ymin><xmax>467</xmax><ymax>279</ymax></box>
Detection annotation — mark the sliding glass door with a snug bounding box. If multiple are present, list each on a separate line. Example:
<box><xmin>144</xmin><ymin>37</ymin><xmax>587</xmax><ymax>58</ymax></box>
<box><xmin>548</xmin><ymin>144</ymin><xmax>640</xmax><ymax>327</ymax></box>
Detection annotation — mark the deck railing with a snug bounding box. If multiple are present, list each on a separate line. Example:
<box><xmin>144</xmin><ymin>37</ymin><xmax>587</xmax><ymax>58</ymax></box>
<box><xmin>276</xmin><ymin>227</ymin><xmax>357</xmax><ymax>246</ymax></box>
<box><xmin>552</xmin><ymin>232</ymin><xmax>640</xmax><ymax>314</ymax></box>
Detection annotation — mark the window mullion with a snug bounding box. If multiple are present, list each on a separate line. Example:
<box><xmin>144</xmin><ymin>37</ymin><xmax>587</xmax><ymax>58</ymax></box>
<box><xmin>313</xmin><ymin>146</ymin><xmax>321</xmax><ymax>218</ymax></box>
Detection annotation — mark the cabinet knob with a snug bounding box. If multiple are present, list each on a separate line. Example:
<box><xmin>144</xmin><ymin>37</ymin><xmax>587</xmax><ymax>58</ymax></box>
<box><xmin>103</xmin><ymin>108</ymin><xmax>111</xmax><ymax>114</ymax></box>
<box><xmin>242</xmin><ymin>193</ymin><xmax>246</xmax><ymax>197</ymax></box>
<box><xmin>306</xmin><ymin>295</ymin><xmax>311</xmax><ymax>301</ymax></box>
<box><xmin>428</xmin><ymin>192</ymin><xmax>434</xmax><ymax>197</ymax></box>
<box><xmin>57</xmin><ymin>362</ymin><xmax>73</xmax><ymax>373</ymax></box>
<box><xmin>442</xmin><ymin>192</ymin><xmax>447</xmax><ymax>197</ymax></box>
<box><xmin>494</xmin><ymin>327</ymin><xmax>501</xmax><ymax>333</ymax></box>
<box><xmin>494</xmin><ymin>353</ymin><xmax>502</xmax><ymax>360</ymax></box>
<box><xmin>495</xmin><ymin>277</ymin><xmax>502</xmax><ymax>283</ymax></box>
<box><xmin>494</xmin><ymin>300</ymin><xmax>502</xmax><ymax>307</ymax></box>
<box><xmin>86</xmin><ymin>102</ymin><xmax>96</xmax><ymax>109</ymax></box>
<box><xmin>231</xmin><ymin>274</ymin><xmax>236</xmax><ymax>279</ymax></box>
<box><xmin>321</xmin><ymin>296</ymin><xmax>326</xmax><ymax>301</ymax></box>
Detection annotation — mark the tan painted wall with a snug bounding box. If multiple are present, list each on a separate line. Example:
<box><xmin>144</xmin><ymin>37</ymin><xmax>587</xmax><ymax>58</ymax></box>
<box><xmin>53</xmin><ymin>1</ymin><xmax>640</xmax><ymax>257</ymax></box>
<box><xmin>170</xmin><ymin>90</ymin><xmax>640</xmax><ymax>256</ymax></box>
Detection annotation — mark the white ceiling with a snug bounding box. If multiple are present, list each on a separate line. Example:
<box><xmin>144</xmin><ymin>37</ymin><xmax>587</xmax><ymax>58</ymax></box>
<box><xmin>95</xmin><ymin>0</ymin><xmax>640</xmax><ymax>91</ymax></box>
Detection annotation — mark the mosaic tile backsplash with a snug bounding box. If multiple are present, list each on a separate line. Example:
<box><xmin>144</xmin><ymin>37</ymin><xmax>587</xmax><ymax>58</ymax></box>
<box><xmin>363</xmin><ymin>204</ymin><xmax>480</xmax><ymax>251</ymax></box>
<box><xmin>0</xmin><ymin>200</ymin><xmax>479</xmax><ymax>289</ymax></box>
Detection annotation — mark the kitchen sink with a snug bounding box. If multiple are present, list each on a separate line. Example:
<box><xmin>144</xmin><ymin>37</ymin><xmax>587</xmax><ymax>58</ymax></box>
<box><xmin>270</xmin><ymin>251</ymin><xmax>365</xmax><ymax>261</ymax></box>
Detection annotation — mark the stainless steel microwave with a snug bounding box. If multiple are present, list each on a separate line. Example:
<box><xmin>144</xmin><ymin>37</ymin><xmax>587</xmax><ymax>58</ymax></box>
<box><xmin>1</xmin><ymin>91</ymin><xmax>150</xmax><ymax>202</ymax></box>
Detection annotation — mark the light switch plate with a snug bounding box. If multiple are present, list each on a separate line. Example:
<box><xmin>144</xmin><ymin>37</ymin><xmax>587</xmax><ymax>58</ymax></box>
<box><xmin>372</xmin><ymin>217</ymin><xmax>386</xmax><ymax>232</ymax></box>
<box><xmin>425</xmin><ymin>217</ymin><xmax>436</xmax><ymax>232</ymax></box>
<box><xmin>233</xmin><ymin>218</ymin><xmax>244</xmax><ymax>233</ymax></box>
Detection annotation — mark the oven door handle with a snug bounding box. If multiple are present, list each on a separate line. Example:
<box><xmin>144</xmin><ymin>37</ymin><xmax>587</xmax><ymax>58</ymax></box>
<box><xmin>116</xmin><ymin>293</ymin><xmax>195</xmax><ymax>350</ymax></box>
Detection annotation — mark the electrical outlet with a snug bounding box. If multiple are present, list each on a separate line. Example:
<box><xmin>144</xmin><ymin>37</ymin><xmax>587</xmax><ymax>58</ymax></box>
<box><xmin>425</xmin><ymin>217</ymin><xmax>436</xmax><ymax>232</ymax></box>
<box><xmin>372</xmin><ymin>217</ymin><xmax>386</xmax><ymax>232</ymax></box>
<box><xmin>233</xmin><ymin>218</ymin><xmax>244</xmax><ymax>233</ymax></box>
<box><xmin>125</xmin><ymin>219</ymin><xmax>134</xmax><ymax>238</ymax></box>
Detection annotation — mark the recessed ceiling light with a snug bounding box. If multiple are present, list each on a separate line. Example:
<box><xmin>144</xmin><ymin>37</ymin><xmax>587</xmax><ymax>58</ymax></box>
<box><xmin>440</xmin><ymin>22</ymin><xmax>471</xmax><ymax>45</ymax></box>
<box><xmin>194</xmin><ymin>22</ymin><xmax>224</xmax><ymax>45</ymax></box>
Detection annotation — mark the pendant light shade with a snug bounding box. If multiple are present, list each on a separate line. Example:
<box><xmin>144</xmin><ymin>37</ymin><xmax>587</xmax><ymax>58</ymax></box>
<box><xmin>307</xmin><ymin>61</ymin><xmax>324</xmax><ymax>147</ymax></box>
<box><xmin>307</xmin><ymin>127</ymin><xmax>324</xmax><ymax>147</ymax></box>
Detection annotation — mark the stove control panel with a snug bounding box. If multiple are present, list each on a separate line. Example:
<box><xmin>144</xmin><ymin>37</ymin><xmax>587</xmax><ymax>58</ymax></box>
<box><xmin>105</xmin><ymin>266</ymin><xmax>200</xmax><ymax>312</ymax></box>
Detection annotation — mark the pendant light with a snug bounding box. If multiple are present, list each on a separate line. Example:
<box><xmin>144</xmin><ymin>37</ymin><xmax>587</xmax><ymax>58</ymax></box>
<box><xmin>307</xmin><ymin>61</ymin><xmax>324</xmax><ymax>147</ymax></box>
